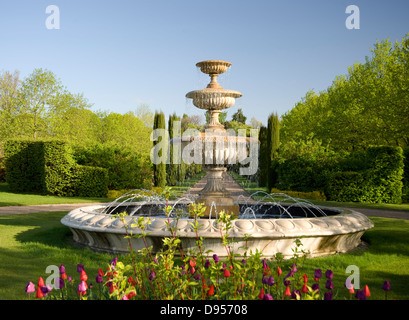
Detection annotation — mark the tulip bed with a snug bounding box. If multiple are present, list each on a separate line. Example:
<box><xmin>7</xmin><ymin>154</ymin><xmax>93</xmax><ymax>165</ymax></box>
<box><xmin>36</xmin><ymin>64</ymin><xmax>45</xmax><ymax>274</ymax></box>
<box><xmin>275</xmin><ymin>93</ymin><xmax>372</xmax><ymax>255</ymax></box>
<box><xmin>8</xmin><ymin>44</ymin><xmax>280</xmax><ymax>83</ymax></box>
<box><xmin>20</xmin><ymin>201</ymin><xmax>403</xmax><ymax>301</ymax></box>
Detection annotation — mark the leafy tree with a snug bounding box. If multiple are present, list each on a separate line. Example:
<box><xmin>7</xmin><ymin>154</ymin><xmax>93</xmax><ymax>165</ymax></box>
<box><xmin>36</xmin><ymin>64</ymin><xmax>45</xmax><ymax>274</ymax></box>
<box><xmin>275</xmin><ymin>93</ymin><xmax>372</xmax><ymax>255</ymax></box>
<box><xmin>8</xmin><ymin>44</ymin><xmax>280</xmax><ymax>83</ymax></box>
<box><xmin>232</xmin><ymin>108</ymin><xmax>247</xmax><ymax>124</ymax></box>
<box><xmin>167</xmin><ymin>113</ymin><xmax>180</xmax><ymax>186</ymax></box>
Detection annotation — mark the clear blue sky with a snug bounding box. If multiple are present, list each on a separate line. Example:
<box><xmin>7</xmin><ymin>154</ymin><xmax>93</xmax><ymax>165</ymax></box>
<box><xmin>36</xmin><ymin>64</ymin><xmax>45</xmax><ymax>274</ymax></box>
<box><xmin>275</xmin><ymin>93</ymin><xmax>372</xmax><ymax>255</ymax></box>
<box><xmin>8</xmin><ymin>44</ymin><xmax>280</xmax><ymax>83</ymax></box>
<box><xmin>1</xmin><ymin>0</ymin><xmax>408</xmax><ymax>126</ymax></box>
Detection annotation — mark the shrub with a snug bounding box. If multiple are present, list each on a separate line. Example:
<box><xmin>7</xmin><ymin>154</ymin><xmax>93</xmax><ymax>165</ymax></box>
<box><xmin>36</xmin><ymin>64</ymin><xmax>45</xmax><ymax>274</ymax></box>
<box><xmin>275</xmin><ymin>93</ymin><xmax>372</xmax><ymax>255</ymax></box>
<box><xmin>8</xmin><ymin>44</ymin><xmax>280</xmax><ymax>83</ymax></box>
<box><xmin>68</xmin><ymin>165</ymin><xmax>109</xmax><ymax>197</ymax></box>
<box><xmin>270</xmin><ymin>188</ymin><xmax>327</xmax><ymax>201</ymax></box>
<box><xmin>4</xmin><ymin>139</ymin><xmax>74</xmax><ymax>195</ymax></box>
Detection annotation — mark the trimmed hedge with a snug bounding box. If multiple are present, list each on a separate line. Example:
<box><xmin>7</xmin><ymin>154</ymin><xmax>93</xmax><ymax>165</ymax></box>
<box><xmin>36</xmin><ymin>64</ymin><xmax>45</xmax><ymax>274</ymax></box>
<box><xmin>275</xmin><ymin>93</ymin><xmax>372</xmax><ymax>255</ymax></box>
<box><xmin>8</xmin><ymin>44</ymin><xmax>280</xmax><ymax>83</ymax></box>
<box><xmin>4</xmin><ymin>139</ymin><xmax>74</xmax><ymax>195</ymax></box>
<box><xmin>68</xmin><ymin>165</ymin><xmax>109</xmax><ymax>197</ymax></box>
<box><xmin>4</xmin><ymin>139</ymin><xmax>109</xmax><ymax>197</ymax></box>
<box><xmin>273</xmin><ymin>146</ymin><xmax>405</xmax><ymax>204</ymax></box>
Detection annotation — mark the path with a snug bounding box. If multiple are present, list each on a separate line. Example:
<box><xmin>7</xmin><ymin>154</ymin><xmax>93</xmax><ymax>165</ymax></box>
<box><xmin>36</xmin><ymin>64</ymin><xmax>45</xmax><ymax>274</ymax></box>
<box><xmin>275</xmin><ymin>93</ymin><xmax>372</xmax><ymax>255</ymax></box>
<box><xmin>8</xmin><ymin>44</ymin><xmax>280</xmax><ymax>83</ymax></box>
<box><xmin>0</xmin><ymin>174</ymin><xmax>408</xmax><ymax>220</ymax></box>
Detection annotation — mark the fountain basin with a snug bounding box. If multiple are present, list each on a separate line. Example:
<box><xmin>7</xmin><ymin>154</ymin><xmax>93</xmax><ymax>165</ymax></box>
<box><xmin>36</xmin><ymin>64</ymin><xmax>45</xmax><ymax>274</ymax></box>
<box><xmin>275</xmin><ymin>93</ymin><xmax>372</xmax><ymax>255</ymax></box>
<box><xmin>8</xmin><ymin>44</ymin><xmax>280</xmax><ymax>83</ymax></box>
<box><xmin>61</xmin><ymin>202</ymin><xmax>374</xmax><ymax>259</ymax></box>
<box><xmin>186</xmin><ymin>88</ymin><xmax>242</xmax><ymax>110</ymax></box>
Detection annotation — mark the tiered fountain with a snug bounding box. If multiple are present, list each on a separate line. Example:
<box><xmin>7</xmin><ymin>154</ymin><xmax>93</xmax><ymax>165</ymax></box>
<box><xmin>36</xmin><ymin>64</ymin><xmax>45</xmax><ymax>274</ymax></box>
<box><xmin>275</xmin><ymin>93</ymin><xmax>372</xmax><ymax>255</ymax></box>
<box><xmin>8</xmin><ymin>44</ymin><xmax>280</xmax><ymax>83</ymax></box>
<box><xmin>61</xmin><ymin>60</ymin><xmax>374</xmax><ymax>259</ymax></box>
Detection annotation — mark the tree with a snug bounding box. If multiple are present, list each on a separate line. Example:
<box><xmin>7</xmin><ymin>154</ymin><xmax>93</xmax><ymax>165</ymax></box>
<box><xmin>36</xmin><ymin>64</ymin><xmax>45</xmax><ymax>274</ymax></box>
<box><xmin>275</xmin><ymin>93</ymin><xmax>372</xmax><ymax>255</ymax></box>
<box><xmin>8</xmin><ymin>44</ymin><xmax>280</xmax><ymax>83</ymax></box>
<box><xmin>258</xmin><ymin>126</ymin><xmax>268</xmax><ymax>187</ymax></box>
<box><xmin>167</xmin><ymin>113</ymin><xmax>180</xmax><ymax>186</ymax></box>
<box><xmin>267</xmin><ymin>112</ymin><xmax>280</xmax><ymax>190</ymax></box>
<box><xmin>19</xmin><ymin>68</ymin><xmax>63</xmax><ymax>139</ymax></box>
<box><xmin>152</xmin><ymin>111</ymin><xmax>167</xmax><ymax>188</ymax></box>
<box><xmin>232</xmin><ymin>108</ymin><xmax>247</xmax><ymax>124</ymax></box>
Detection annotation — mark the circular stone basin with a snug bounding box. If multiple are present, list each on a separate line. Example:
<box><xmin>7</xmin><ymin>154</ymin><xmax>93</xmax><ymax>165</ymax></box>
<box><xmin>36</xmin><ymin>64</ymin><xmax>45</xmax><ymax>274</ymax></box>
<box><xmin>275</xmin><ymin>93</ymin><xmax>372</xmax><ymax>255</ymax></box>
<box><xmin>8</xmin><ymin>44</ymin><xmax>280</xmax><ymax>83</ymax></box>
<box><xmin>61</xmin><ymin>201</ymin><xmax>374</xmax><ymax>259</ymax></box>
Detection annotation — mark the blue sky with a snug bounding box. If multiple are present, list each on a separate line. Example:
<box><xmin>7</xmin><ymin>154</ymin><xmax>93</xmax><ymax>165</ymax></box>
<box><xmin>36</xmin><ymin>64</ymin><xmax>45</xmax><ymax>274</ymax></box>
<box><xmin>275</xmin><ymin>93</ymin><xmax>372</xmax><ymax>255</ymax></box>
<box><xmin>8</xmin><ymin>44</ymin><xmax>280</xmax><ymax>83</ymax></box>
<box><xmin>1</xmin><ymin>0</ymin><xmax>408</xmax><ymax>126</ymax></box>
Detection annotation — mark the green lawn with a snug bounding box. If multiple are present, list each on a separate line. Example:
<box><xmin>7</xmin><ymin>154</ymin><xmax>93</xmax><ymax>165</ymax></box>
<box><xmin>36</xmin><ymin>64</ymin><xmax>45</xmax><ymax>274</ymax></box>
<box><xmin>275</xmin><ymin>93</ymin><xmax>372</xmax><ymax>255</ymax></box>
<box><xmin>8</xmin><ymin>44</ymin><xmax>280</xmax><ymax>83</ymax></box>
<box><xmin>0</xmin><ymin>183</ymin><xmax>113</xmax><ymax>207</ymax></box>
<box><xmin>0</xmin><ymin>211</ymin><xmax>408</xmax><ymax>300</ymax></box>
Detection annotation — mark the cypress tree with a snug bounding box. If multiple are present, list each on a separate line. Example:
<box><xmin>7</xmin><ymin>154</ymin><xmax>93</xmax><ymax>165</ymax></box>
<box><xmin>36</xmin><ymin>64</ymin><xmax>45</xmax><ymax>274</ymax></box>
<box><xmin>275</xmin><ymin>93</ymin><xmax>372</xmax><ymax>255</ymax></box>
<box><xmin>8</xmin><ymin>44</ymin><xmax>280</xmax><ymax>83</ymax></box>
<box><xmin>267</xmin><ymin>112</ymin><xmax>280</xmax><ymax>191</ymax></box>
<box><xmin>153</xmin><ymin>111</ymin><xmax>167</xmax><ymax>188</ymax></box>
<box><xmin>167</xmin><ymin>113</ymin><xmax>180</xmax><ymax>186</ymax></box>
<box><xmin>258</xmin><ymin>126</ymin><xmax>268</xmax><ymax>187</ymax></box>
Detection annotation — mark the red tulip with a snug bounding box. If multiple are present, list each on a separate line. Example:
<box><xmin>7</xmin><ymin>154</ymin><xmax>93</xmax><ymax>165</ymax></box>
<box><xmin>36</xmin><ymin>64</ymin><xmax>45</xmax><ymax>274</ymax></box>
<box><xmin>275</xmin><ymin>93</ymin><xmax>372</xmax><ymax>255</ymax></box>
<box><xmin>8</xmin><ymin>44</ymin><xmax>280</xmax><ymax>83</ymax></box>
<box><xmin>80</xmin><ymin>270</ymin><xmax>88</xmax><ymax>282</ymax></box>
<box><xmin>60</xmin><ymin>272</ymin><xmax>67</xmax><ymax>280</ymax></box>
<box><xmin>223</xmin><ymin>268</ymin><xmax>231</xmax><ymax>278</ymax></box>
<box><xmin>207</xmin><ymin>284</ymin><xmax>214</xmax><ymax>296</ymax></box>
<box><xmin>37</xmin><ymin>277</ymin><xmax>45</xmax><ymax>287</ymax></box>
<box><xmin>277</xmin><ymin>266</ymin><xmax>282</xmax><ymax>276</ymax></box>
<box><xmin>302</xmin><ymin>283</ymin><xmax>308</xmax><ymax>293</ymax></box>
<box><xmin>36</xmin><ymin>286</ymin><xmax>44</xmax><ymax>299</ymax></box>
<box><xmin>364</xmin><ymin>285</ymin><xmax>370</xmax><ymax>297</ymax></box>
<box><xmin>258</xmin><ymin>288</ymin><xmax>265</xmax><ymax>300</ymax></box>
<box><xmin>98</xmin><ymin>268</ymin><xmax>104</xmax><ymax>277</ymax></box>
<box><xmin>284</xmin><ymin>285</ymin><xmax>291</xmax><ymax>296</ymax></box>
<box><xmin>303</xmin><ymin>273</ymin><xmax>308</xmax><ymax>283</ymax></box>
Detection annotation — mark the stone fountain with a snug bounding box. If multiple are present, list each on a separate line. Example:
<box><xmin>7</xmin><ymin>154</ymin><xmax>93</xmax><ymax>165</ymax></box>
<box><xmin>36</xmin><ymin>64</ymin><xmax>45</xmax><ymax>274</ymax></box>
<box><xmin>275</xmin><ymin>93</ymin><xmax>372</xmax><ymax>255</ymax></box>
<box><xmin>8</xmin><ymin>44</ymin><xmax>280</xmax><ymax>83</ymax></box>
<box><xmin>61</xmin><ymin>60</ymin><xmax>374</xmax><ymax>259</ymax></box>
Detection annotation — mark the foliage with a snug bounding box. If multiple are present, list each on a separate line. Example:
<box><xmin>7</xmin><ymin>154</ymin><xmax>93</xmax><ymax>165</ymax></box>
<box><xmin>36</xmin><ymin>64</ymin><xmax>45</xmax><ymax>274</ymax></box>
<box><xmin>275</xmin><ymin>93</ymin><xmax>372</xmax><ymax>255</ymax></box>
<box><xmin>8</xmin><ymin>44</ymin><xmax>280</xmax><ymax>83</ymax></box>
<box><xmin>68</xmin><ymin>165</ymin><xmax>109</xmax><ymax>197</ymax></box>
<box><xmin>280</xmin><ymin>34</ymin><xmax>409</xmax><ymax>152</ymax></box>
<box><xmin>270</xmin><ymin>188</ymin><xmax>327</xmax><ymax>201</ymax></box>
<box><xmin>73</xmin><ymin>143</ymin><xmax>152</xmax><ymax>191</ymax></box>
<box><xmin>267</xmin><ymin>112</ymin><xmax>280</xmax><ymax>190</ymax></box>
<box><xmin>153</xmin><ymin>111</ymin><xmax>167</xmax><ymax>188</ymax></box>
<box><xmin>4</xmin><ymin>139</ymin><xmax>74</xmax><ymax>195</ymax></box>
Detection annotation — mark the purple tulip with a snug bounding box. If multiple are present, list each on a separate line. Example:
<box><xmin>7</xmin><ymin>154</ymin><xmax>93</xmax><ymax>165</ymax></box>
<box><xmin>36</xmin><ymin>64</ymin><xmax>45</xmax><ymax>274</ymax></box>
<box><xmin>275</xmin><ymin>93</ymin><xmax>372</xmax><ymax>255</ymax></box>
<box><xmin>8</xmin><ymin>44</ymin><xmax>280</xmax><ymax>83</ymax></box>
<box><xmin>314</xmin><ymin>269</ymin><xmax>322</xmax><ymax>279</ymax></box>
<box><xmin>59</xmin><ymin>264</ymin><xmax>65</xmax><ymax>274</ymax></box>
<box><xmin>325</xmin><ymin>269</ymin><xmax>333</xmax><ymax>279</ymax></box>
<box><xmin>355</xmin><ymin>290</ymin><xmax>367</xmax><ymax>300</ymax></box>
<box><xmin>58</xmin><ymin>278</ymin><xmax>65</xmax><ymax>289</ymax></box>
<box><xmin>267</xmin><ymin>276</ymin><xmax>275</xmax><ymax>286</ymax></box>
<box><xmin>262</xmin><ymin>259</ymin><xmax>267</xmax><ymax>269</ymax></box>
<box><xmin>241</xmin><ymin>259</ymin><xmax>246</xmax><ymax>266</ymax></box>
<box><xmin>262</xmin><ymin>276</ymin><xmax>268</xmax><ymax>285</ymax></box>
<box><xmin>204</xmin><ymin>259</ymin><xmax>211</xmax><ymax>268</ymax></box>
<box><xmin>291</xmin><ymin>264</ymin><xmax>298</xmax><ymax>273</ymax></box>
<box><xmin>325</xmin><ymin>279</ymin><xmax>334</xmax><ymax>290</ymax></box>
<box><xmin>25</xmin><ymin>282</ymin><xmax>35</xmax><ymax>294</ymax></box>
<box><xmin>77</xmin><ymin>264</ymin><xmax>84</xmax><ymax>273</ymax></box>
<box><xmin>263</xmin><ymin>293</ymin><xmax>273</xmax><ymax>300</ymax></box>
<box><xmin>149</xmin><ymin>271</ymin><xmax>156</xmax><ymax>281</ymax></box>
<box><xmin>311</xmin><ymin>283</ymin><xmax>320</xmax><ymax>292</ymax></box>
<box><xmin>68</xmin><ymin>275</ymin><xmax>72</xmax><ymax>282</ymax></box>
<box><xmin>382</xmin><ymin>281</ymin><xmax>391</xmax><ymax>291</ymax></box>
<box><xmin>193</xmin><ymin>273</ymin><xmax>201</xmax><ymax>281</ymax></box>
<box><xmin>110</xmin><ymin>257</ymin><xmax>118</xmax><ymax>266</ymax></box>
<box><xmin>324</xmin><ymin>291</ymin><xmax>333</xmax><ymax>300</ymax></box>
<box><xmin>291</xmin><ymin>290</ymin><xmax>301</xmax><ymax>300</ymax></box>
<box><xmin>96</xmin><ymin>275</ymin><xmax>103</xmax><ymax>284</ymax></box>
<box><xmin>213</xmin><ymin>254</ymin><xmax>219</xmax><ymax>263</ymax></box>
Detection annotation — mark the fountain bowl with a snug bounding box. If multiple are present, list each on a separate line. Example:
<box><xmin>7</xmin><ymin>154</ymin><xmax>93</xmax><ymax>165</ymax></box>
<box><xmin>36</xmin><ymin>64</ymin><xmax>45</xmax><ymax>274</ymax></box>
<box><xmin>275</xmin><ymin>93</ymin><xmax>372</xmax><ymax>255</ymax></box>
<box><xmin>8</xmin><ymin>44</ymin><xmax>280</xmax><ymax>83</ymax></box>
<box><xmin>61</xmin><ymin>198</ymin><xmax>374</xmax><ymax>259</ymax></box>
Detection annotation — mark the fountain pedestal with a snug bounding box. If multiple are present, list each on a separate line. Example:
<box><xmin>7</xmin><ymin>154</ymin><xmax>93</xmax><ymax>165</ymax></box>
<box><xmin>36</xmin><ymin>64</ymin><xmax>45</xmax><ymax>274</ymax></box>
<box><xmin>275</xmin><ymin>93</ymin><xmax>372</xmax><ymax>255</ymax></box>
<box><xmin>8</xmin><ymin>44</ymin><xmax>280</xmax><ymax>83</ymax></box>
<box><xmin>194</xmin><ymin>167</ymin><xmax>240</xmax><ymax>217</ymax></box>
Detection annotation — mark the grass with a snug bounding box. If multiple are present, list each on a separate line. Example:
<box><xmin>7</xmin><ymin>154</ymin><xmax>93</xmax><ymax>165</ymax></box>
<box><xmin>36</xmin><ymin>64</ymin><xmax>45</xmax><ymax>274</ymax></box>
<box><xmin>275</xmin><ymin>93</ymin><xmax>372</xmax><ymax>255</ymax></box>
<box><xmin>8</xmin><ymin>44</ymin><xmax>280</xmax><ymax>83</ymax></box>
<box><xmin>0</xmin><ymin>183</ymin><xmax>112</xmax><ymax>207</ymax></box>
<box><xmin>0</xmin><ymin>211</ymin><xmax>408</xmax><ymax>300</ymax></box>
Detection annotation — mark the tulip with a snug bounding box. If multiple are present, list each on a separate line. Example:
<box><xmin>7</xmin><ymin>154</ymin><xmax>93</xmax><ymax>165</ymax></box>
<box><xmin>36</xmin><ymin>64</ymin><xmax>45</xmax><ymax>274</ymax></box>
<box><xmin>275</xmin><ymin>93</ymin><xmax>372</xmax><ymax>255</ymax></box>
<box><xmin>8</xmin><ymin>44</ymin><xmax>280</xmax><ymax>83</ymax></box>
<box><xmin>311</xmin><ymin>283</ymin><xmax>320</xmax><ymax>292</ymax></box>
<box><xmin>381</xmin><ymin>281</ymin><xmax>390</xmax><ymax>292</ymax></box>
<box><xmin>325</xmin><ymin>279</ymin><xmax>334</xmax><ymax>290</ymax></box>
<box><xmin>291</xmin><ymin>290</ymin><xmax>301</xmax><ymax>300</ymax></box>
<box><xmin>303</xmin><ymin>273</ymin><xmax>308</xmax><ymax>283</ymax></box>
<box><xmin>284</xmin><ymin>285</ymin><xmax>291</xmax><ymax>296</ymax></box>
<box><xmin>189</xmin><ymin>259</ymin><xmax>196</xmax><ymax>267</ymax></box>
<box><xmin>80</xmin><ymin>269</ymin><xmax>88</xmax><ymax>282</ymax></box>
<box><xmin>149</xmin><ymin>271</ymin><xmax>156</xmax><ymax>281</ymax></box>
<box><xmin>267</xmin><ymin>276</ymin><xmax>275</xmax><ymax>286</ymax></box>
<box><xmin>324</xmin><ymin>291</ymin><xmax>333</xmax><ymax>300</ymax></box>
<box><xmin>110</xmin><ymin>257</ymin><xmax>118</xmax><ymax>266</ymax></box>
<box><xmin>364</xmin><ymin>285</ymin><xmax>370</xmax><ymax>297</ymax></box>
<box><xmin>78</xmin><ymin>281</ymin><xmax>87</xmax><ymax>294</ymax></box>
<box><xmin>96</xmin><ymin>275</ymin><xmax>103</xmax><ymax>284</ymax></box>
<box><xmin>258</xmin><ymin>288</ymin><xmax>265</xmax><ymax>300</ymax></box>
<box><xmin>325</xmin><ymin>269</ymin><xmax>333</xmax><ymax>279</ymax></box>
<box><xmin>38</xmin><ymin>277</ymin><xmax>45</xmax><ymax>288</ymax></box>
<box><xmin>213</xmin><ymin>254</ymin><xmax>219</xmax><ymax>263</ymax></box>
<box><xmin>59</xmin><ymin>264</ymin><xmax>66</xmax><ymax>274</ymax></box>
<box><xmin>98</xmin><ymin>268</ymin><xmax>104</xmax><ymax>277</ymax></box>
<box><xmin>77</xmin><ymin>264</ymin><xmax>84</xmax><ymax>273</ymax></box>
<box><xmin>291</xmin><ymin>264</ymin><xmax>298</xmax><ymax>273</ymax></box>
<box><xmin>204</xmin><ymin>259</ymin><xmax>210</xmax><ymax>268</ymax></box>
<box><xmin>314</xmin><ymin>269</ymin><xmax>322</xmax><ymax>281</ymax></box>
<box><xmin>25</xmin><ymin>282</ymin><xmax>35</xmax><ymax>294</ymax></box>
<box><xmin>58</xmin><ymin>278</ymin><xmax>65</xmax><ymax>289</ymax></box>
<box><xmin>36</xmin><ymin>286</ymin><xmax>44</xmax><ymax>299</ymax></box>
<box><xmin>207</xmin><ymin>284</ymin><xmax>214</xmax><ymax>296</ymax></box>
<box><xmin>355</xmin><ymin>290</ymin><xmax>366</xmax><ymax>300</ymax></box>
<box><xmin>223</xmin><ymin>268</ymin><xmax>231</xmax><ymax>278</ymax></box>
<box><xmin>276</xmin><ymin>266</ymin><xmax>282</xmax><ymax>276</ymax></box>
<box><xmin>301</xmin><ymin>283</ymin><xmax>308</xmax><ymax>293</ymax></box>
<box><xmin>121</xmin><ymin>294</ymin><xmax>129</xmax><ymax>300</ymax></box>
<box><xmin>60</xmin><ymin>272</ymin><xmax>67</xmax><ymax>280</ymax></box>
<box><xmin>127</xmin><ymin>291</ymin><xmax>137</xmax><ymax>299</ymax></box>
<box><xmin>263</xmin><ymin>293</ymin><xmax>273</xmax><ymax>300</ymax></box>
<box><xmin>262</xmin><ymin>276</ymin><xmax>268</xmax><ymax>285</ymax></box>
<box><xmin>241</xmin><ymin>259</ymin><xmax>246</xmax><ymax>266</ymax></box>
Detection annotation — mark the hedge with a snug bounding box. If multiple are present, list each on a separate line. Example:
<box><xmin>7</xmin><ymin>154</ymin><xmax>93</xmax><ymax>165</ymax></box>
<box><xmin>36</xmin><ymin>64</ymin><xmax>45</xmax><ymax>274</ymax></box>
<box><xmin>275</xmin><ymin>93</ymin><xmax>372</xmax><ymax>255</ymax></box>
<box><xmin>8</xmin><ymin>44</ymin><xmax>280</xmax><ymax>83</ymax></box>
<box><xmin>68</xmin><ymin>165</ymin><xmax>109</xmax><ymax>197</ymax></box>
<box><xmin>4</xmin><ymin>139</ymin><xmax>109</xmax><ymax>197</ymax></box>
<box><xmin>273</xmin><ymin>146</ymin><xmax>404</xmax><ymax>204</ymax></box>
<box><xmin>4</xmin><ymin>139</ymin><xmax>74</xmax><ymax>195</ymax></box>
